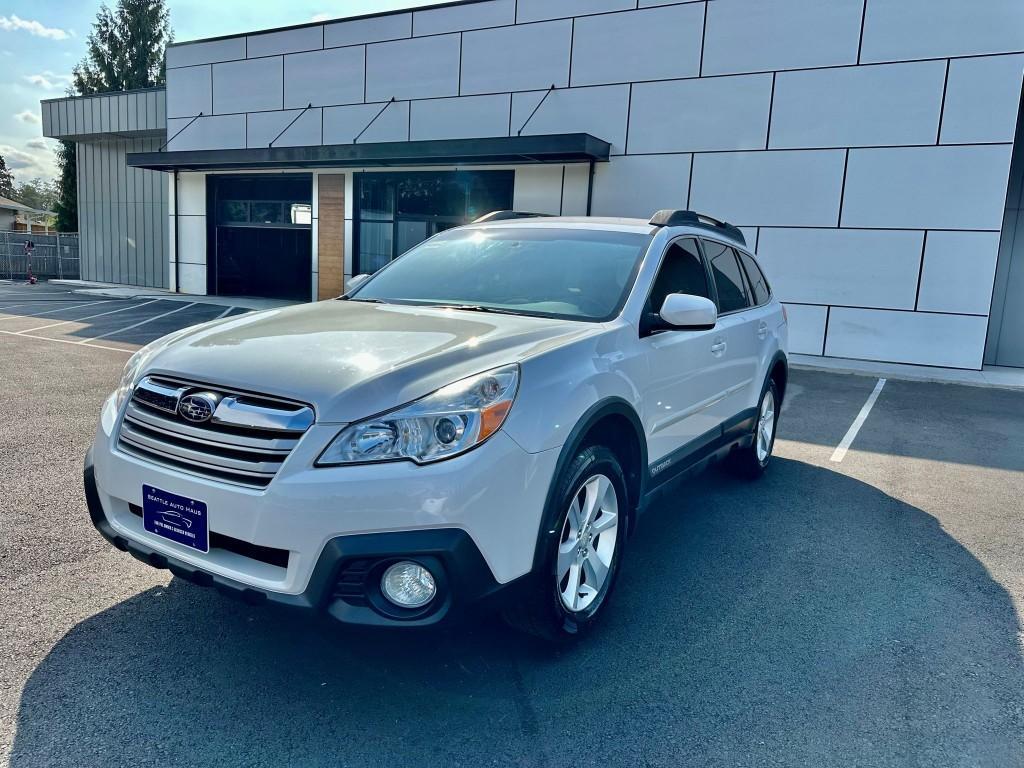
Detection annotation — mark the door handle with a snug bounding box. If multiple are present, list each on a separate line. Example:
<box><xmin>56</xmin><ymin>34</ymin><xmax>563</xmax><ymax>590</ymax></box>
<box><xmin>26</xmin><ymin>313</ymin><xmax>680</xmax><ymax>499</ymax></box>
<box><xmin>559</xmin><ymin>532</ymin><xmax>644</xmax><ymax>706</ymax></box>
<box><xmin>711</xmin><ymin>340</ymin><xmax>727</xmax><ymax>355</ymax></box>
<box><xmin>757</xmin><ymin>322</ymin><xmax>769</xmax><ymax>340</ymax></box>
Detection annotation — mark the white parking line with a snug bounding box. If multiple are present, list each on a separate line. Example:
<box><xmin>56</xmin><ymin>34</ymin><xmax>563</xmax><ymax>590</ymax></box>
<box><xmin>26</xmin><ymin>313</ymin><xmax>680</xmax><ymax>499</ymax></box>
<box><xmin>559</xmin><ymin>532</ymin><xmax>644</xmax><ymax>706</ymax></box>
<box><xmin>0</xmin><ymin>298</ymin><xmax>115</xmax><ymax>320</ymax></box>
<box><xmin>0</xmin><ymin>329</ymin><xmax>132</xmax><ymax>354</ymax></box>
<box><xmin>81</xmin><ymin>302</ymin><xmax>197</xmax><ymax>343</ymax></box>
<box><xmin>830</xmin><ymin>378</ymin><xmax>887</xmax><ymax>463</ymax></box>
<box><xmin>214</xmin><ymin>305</ymin><xmax>235</xmax><ymax>319</ymax></box>
<box><xmin>0</xmin><ymin>303</ymin><xmax>32</xmax><ymax>313</ymax></box>
<box><xmin>17</xmin><ymin>299</ymin><xmax>162</xmax><ymax>334</ymax></box>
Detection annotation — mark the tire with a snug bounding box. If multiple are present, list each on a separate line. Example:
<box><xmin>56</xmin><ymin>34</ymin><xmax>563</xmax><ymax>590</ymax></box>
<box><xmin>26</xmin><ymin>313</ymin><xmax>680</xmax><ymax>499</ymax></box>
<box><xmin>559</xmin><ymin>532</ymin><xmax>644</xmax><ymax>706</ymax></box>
<box><xmin>729</xmin><ymin>378</ymin><xmax>780</xmax><ymax>480</ymax></box>
<box><xmin>502</xmin><ymin>446</ymin><xmax>628</xmax><ymax>642</ymax></box>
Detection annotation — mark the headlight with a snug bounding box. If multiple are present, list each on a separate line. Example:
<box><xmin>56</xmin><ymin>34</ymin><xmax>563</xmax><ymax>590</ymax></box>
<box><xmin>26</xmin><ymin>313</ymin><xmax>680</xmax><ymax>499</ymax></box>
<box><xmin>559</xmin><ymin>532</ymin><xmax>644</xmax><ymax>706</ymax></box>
<box><xmin>318</xmin><ymin>364</ymin><xmax>520</xmax><ymax>466</ymax></box>
<box><xmin>114</xmin><ymin>348</ymin><xmax>148</xmax><ymax>411</ymax></box>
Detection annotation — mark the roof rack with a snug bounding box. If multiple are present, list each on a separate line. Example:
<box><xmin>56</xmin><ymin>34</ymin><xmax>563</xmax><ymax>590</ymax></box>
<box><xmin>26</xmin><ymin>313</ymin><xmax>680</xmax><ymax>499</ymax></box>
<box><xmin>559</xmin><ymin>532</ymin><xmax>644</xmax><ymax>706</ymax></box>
<box><xmin>648</xmin><ymin>210</ymin><xmax>746</xmax><ymax>246</ymax></box>
<box><xmin>473</xmin><ymin>210</ymin><xmax>553</xmax><ymax>223</ymax></box>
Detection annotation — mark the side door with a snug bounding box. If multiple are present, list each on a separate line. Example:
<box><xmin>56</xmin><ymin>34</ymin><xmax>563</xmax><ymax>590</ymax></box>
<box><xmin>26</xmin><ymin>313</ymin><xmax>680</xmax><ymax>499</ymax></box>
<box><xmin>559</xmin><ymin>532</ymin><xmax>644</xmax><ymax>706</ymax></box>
<box><xmin>736</xmin><ymin>248</ymin><xmax>779</xmax><ymax>387</ymax></box>
<box><xmin>638</xmin><ymin>237</ymin><xmax>728</xmax><ymax>465</ymax></box>
<box><xmin>700</xmin><ymin>239</ymin><xmax>761</xmax><ymax>425</ymax></box>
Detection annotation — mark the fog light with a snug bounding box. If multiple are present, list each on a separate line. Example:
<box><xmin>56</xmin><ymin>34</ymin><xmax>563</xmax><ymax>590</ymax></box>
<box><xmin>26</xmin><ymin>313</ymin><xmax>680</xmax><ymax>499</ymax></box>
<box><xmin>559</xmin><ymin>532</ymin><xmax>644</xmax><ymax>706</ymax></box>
<box><xmin>381</xmin><ymin>561</ymin><xmax>436</xmax><ymax>608</ymax></box>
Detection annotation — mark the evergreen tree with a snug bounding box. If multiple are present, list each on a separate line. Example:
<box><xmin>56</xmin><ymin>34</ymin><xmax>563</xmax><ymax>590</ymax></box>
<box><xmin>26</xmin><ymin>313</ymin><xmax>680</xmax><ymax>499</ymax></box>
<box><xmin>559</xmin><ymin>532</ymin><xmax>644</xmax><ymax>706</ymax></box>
<box><xmin>0</xmin><ymin>154</ymin><xmax>14</xmax><ymax>199</ymax></box>
<box><xmin>54</xmin><ymin>141</ymin><xmax>78</xmax><ymax>232</ymax></box>
<box><xmin>54</xmin><ymin>0</ymin><xmax>172</xmax><ymax>230</ymax></box>
<box><xmin>73</xmin><ymin>0</ymin><xmax>172</xmax><ymax>93</ymax></box>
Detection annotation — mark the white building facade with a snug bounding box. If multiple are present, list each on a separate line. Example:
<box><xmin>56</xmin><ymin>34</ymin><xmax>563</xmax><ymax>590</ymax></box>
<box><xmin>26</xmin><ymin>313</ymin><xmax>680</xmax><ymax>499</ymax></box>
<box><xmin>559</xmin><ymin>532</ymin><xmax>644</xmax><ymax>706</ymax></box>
<box><xmin>75</xmin><ymin>0</ymin><xmax>1024</xmax><ymax>369</ymax></box>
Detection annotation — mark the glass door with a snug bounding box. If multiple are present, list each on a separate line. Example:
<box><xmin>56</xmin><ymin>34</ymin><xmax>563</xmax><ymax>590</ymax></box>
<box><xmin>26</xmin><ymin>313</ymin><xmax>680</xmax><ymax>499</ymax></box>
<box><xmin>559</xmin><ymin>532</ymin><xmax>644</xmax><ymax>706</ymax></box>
<box><xmin>354</xmin><ymin>170</ymin><xmax>514</xmax><ymax>274</ymax></box>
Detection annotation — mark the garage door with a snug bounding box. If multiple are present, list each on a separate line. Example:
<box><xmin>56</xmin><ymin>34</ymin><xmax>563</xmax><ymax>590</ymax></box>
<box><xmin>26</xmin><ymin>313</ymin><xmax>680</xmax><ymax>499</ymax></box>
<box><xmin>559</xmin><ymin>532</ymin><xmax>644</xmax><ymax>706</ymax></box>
<box><xmin>207</xmin><ymin>175</ymin><xmax>312</xmax><ymax>301</ymax></box>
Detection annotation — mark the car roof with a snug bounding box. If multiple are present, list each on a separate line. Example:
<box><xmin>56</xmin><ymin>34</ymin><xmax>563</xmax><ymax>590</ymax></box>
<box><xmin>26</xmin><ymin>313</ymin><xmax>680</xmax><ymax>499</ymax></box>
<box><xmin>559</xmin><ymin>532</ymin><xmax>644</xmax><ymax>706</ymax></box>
<box><xmin>464</xmin><ymin>216</ymin><xmax>750</xmax><ymax>248</ymax></box>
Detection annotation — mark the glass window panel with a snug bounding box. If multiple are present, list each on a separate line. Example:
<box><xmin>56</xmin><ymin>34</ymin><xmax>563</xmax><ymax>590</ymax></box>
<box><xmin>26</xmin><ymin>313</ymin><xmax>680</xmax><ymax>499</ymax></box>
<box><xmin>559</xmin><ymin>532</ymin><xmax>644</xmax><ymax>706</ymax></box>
<box><xmin>466</xmin><ymin>171</ymin><xmax>515</xmax><ymax>221</ymax></box>
<box><xmin>646</xmin><ymin>239</ymin><xmax>711</xmax><ymax>314</ymax></box>
<box><xmin>704</xmin><ymin>240</ymin><xmax>751</xmax><ymax>313</ymax></box>
<box><xmin>358</xmin><ymin>222</ymin><xmax>394</xmax><ymax>274</ymax></box>
<box><xmin>397</xmin><ymin>174</ymin><xmax>467</xmax><ymax>218</ymax></box>
<box><xmin>218</xmin><ymin>200</ymin><xmax>249</xmax><ymax>224</ymax></box>
<box><xmin>738</xmin><ymin>250</ymin><xmax>771</xmax><ymax>305</ymax></box>
<box><xmin>359</xmin><ymin>175</ymin><xmax>395</xmax><ymax>220</ymax></box>
<box><xmin>397</xmin><ymin>220</ymin><xmax>429</xmax><ymax>256</ymax></box>
<box><xmin>251</xmin><ymin>202</ymin><xmax>285</xmax><ymax>224</ymax></box>
<box><xmin>290</xmin><ymin>204</ymin><xmax>312</xmax><ymax>225</ymax></box>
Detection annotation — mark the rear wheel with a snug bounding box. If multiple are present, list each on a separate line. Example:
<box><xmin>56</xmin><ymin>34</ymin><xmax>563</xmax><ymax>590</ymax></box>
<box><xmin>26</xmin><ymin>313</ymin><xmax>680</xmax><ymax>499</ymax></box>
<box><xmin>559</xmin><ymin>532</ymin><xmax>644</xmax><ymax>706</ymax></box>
<box><xmin>503</xmin><ymin>446</ymin><xmax>628</xmax><ymax>642</ymax></box>
<box><xmin>729</xmin><ymin>379</ymin><xmax>779</xmax><ymax>479</ymax></box>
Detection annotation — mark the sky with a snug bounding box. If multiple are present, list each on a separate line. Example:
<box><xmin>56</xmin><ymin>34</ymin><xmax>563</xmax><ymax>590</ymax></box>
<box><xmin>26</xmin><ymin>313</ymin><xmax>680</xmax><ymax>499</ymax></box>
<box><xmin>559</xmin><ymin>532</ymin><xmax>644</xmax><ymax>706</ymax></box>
<box><xmin>0</xmin><ymin>0</ymin><xmax>439</xmax><ymax>185</ymax></box>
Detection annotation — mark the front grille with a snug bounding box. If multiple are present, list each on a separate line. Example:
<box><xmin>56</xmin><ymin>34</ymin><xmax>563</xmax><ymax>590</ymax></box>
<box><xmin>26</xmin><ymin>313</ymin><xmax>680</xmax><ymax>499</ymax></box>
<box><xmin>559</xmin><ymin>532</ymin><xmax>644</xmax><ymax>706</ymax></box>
<box><xmin>117</xmin><ymin>376</ymin><xmax>314</xmax><ymax>489</ymax></box>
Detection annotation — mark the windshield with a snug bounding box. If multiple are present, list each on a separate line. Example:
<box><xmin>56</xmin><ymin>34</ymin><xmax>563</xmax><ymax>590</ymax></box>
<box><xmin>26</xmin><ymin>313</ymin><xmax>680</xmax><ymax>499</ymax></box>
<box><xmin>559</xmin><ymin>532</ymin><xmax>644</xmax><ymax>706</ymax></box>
<box><xmin>348</xmin><ymin>227</ymin><xmax>652</xmax><ymax>321</ymax></box>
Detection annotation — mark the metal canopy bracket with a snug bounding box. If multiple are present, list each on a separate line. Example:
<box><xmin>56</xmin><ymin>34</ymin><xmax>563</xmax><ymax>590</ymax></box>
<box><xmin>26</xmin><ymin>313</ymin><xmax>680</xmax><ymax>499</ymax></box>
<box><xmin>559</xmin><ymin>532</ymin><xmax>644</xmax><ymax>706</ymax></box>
<box><xmin>160</xmin><ymin>112</ymin><xmax>203</xmax><ymax>152</ymax></box>
<box><xmin>354</xmin><ymin>97</ymin><xmax>396</xmax><ymax>144</ymax></box>
<box><xmin>517</xmin><ymin>85</ymin><xmax>556</xmax><ymax>136</ymax></box>
<box><xmin>127</xmin><ymin>133</ymin><xmax>612</xmax><ymax>172</ymax></box>
<box><xmin>269</xmin><ymin>103</ymin><xmax>313</xmax><ymax>148</ymax></box>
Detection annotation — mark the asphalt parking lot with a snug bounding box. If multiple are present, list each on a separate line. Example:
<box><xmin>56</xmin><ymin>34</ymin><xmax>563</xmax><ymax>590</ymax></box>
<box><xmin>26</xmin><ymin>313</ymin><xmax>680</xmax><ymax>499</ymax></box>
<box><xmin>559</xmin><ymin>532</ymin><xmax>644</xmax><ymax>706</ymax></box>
<box><xmin>2</xmin><ymin>281</ymin><xmax>1024</xmax><ymax>767</ymax></box>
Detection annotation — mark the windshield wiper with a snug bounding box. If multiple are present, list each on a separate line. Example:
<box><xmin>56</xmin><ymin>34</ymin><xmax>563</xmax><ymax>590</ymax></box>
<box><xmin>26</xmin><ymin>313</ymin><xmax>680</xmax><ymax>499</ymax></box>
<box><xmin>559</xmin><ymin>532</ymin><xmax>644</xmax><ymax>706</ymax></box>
<box><xmin>425</xmin><ymin>303</ymin><xmax>524</xmax><ymax>316</ymax></box>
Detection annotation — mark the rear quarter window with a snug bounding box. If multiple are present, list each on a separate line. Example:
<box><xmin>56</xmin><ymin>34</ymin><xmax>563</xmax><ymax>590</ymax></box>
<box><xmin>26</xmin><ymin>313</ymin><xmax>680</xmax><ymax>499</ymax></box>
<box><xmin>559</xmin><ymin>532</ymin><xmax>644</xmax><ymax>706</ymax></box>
<box><xmin>703</xmin><ymin>240</ymin><xmax>751</xmax><ymax>314</ymax></box>
<box><xmin>738</xmin><ymin>250</ymin><xmax>771</xmax><ymax>306</ymax></box>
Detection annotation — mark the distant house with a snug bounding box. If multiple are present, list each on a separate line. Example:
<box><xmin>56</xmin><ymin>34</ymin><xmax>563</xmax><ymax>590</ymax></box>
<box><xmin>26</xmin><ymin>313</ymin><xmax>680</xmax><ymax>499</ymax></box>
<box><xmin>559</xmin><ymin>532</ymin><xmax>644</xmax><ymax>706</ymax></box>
<box><xmin>0</xmin><ymin>195</ymin><xmax>56</xmax><ymax>233</ymax></box>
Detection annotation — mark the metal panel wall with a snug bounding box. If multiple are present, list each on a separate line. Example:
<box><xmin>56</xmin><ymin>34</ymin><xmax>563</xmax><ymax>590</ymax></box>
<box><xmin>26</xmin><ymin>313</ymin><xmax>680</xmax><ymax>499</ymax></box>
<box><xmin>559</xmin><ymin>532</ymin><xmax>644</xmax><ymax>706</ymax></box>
<box><xmin>41</xmin><ymin>89</ymin><xmax>166</xmax><ymax>140</ymax></box>
<box><xmin>77</xmin><ymin>135</ymin><xmax>169</xmax><ymax>288</ymax></box>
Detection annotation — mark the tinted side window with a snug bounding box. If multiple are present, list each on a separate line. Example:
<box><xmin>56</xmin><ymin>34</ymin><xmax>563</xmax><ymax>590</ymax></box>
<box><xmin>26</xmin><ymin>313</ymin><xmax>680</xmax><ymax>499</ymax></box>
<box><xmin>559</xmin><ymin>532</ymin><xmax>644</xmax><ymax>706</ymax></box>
<box><xmin>738</xmin><ymin>251</ymin><xmax>771</xmax><ymax>306</ymax></box>
<box><xmin>704</xmin><ymin>240</ymin><xmax>751</xmax><ymax>313</ymax></box>
<box><xmin>645</xmin><ymin>239</ymin><xmax>711</xmax><ymax>315</ymax></box>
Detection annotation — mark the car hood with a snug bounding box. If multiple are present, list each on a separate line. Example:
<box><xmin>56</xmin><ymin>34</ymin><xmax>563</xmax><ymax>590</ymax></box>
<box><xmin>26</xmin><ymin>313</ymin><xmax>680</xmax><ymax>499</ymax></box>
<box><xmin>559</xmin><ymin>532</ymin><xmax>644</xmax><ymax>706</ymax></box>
<box><xmin>143</xmin><ymin>300</ymin><xmax>601</xmax><ymax>423</ymax></box>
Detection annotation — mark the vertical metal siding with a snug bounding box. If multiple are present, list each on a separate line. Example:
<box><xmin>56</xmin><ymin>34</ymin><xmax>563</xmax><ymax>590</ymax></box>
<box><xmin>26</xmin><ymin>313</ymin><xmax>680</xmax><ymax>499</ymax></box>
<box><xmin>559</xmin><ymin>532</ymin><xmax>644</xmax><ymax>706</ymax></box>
<box><xmin>76</xmin><ymin>135</ymin><xmax>169</xmax><ymax>288</ymax></box>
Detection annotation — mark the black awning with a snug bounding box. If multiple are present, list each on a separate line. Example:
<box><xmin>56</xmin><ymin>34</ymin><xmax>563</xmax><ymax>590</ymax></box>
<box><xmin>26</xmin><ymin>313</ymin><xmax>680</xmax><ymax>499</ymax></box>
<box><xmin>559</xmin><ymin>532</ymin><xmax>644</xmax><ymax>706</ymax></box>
<box><xmin>127</xmin><ymin>133</ymin><xmax>611</xmax><ymax>172</ymax></box>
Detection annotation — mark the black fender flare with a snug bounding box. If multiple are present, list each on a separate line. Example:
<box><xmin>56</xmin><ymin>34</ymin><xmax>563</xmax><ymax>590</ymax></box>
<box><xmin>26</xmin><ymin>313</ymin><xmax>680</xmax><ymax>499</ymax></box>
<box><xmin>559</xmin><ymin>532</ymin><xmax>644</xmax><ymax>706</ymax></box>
<box><xmin>530</xmin><ymin>397</ymin><xmax>647</xmax><ymax>572</ymax></box>
<box><xmin>766</xmin><ymin>350</ymin><xmax>789</xmax><ymax>402</ymax></box>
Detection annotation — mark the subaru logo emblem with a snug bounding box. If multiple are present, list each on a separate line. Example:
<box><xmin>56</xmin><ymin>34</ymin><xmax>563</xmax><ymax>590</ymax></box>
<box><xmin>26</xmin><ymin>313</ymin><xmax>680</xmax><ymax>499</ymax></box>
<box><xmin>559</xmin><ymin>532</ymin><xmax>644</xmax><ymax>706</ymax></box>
<box><xmin>178</xmin><ymin>392</ymin><xmax>219</xmax><ymax>423</ymax></box>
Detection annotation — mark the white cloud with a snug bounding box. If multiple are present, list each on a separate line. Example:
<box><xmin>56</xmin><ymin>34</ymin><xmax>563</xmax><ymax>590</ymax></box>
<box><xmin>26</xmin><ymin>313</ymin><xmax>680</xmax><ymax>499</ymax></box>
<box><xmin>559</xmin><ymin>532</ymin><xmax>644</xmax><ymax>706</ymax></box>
<box><xmin>24</xmin><ymin>72</ymin><xmax>72</xmax><ymax>90</ymax></box>
<box><xmin>15</xmin><ymin>109</ymin><xmax>40</xmax><ymax>125</ymax></box>
<box><xmin>0</xmin><ymin>15</ymin><xmax>71</xmax><ymax>40</ymax></box>
<box><xmin>26</xmin><ymin>138</ymin><xmax>50</xmax><ymax>150</ymax></box>
<box><xmin>0</xmin><ymin>143</ymin><xmax>57</xmax><ymax>180</ymax></box>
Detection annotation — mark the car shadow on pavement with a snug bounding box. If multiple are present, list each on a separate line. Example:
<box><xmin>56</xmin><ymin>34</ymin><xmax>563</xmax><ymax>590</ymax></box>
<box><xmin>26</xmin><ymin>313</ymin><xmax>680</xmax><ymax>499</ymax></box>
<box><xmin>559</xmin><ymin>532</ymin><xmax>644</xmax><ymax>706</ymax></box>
<box><xmin>11</xmin><ymin>458</ymin><xmax>1024</xmax><ymax>767</ymax></box>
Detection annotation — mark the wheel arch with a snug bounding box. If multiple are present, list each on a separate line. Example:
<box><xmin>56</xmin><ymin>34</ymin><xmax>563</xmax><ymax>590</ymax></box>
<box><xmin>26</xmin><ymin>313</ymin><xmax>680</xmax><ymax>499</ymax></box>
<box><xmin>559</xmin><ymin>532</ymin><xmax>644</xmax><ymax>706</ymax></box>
<box><xmin>531</xmin><ymin>398</ymin><xmax>647</xmax><ymax>572</ymax></box>
<box><xmin>768</xmin><ymin>350</ymin><xmax>789</xmax><ymax>403</ymax></box>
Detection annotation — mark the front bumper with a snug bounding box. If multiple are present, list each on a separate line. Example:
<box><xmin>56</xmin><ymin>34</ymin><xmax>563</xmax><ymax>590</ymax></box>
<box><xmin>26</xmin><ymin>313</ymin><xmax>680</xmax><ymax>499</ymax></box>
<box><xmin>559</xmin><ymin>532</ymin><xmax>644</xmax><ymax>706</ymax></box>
<box><xmin>85</xmin><ymin>391</ymin><xmax>558</xmax><ymax>627</ymax></box>
<box><xmin>85</xmin><ymin>448</ymin><xmax>531</xmax><ymax>626</ymax></box>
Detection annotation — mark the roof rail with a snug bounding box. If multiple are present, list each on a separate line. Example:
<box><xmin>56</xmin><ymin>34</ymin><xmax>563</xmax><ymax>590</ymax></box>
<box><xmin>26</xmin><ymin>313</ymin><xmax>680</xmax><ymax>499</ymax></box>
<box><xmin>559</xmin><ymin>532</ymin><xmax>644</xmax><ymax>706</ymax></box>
<box><xmin>648</xmin><ymin>209</ymin><xmax>746</xmax><ymax>246</ymax></box>
<box><xmin>473</xmin><ymin>210</ymin><xmax>552</xmax><ymax>223</ymax></box>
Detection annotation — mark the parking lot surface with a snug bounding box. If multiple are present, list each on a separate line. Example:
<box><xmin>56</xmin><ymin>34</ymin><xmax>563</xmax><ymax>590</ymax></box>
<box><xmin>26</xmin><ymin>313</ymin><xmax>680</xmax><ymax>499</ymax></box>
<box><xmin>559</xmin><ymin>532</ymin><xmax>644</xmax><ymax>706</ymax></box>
<box><xmin>2</xmin><ymin>282</ymin><xmax>1024</xmax><ymax>767</ymax></box>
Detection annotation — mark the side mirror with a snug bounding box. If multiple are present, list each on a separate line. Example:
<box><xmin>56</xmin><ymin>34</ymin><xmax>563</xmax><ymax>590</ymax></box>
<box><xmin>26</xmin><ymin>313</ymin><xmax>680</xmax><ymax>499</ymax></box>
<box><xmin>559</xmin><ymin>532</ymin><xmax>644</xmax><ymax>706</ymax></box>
<box><xmin>346</xmin><ymin>274</ymin><xmax>371</xmax><ymax>293</ymax></box>
<box><xmin>658</xmin><ymin>293</ymin><xmax>718</xmax><ymax>331</ymax></box>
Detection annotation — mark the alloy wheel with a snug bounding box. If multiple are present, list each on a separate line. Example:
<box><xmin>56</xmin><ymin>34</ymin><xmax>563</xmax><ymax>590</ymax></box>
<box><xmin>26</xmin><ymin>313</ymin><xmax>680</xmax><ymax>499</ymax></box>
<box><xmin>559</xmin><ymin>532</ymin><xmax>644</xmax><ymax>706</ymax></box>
<box><xmin>557</xmin><ymin>473</ymin><xmax>619</xmax><ymax>612</ymax></box>
<box><xmin>756</xmin><ymin>389</ymin><xmax>776</xmax><ymax>462</ymax></box>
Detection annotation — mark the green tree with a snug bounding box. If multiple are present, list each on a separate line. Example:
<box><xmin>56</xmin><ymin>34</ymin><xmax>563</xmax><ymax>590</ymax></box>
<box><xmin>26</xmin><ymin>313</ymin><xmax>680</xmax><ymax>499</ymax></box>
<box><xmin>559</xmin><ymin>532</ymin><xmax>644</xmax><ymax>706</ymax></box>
<box><xmin>13</xmin><ymin>177</ymin><xmax>59</xmax><ymax>212</ymax></box>
<box><xmin>73</xmin><ymin>0</ymin><xmax>172</xmax><ymax>93</ymax></box>
<box><xmin>0</xmin><ymin>154</ymin><xmax>14</xmax><ymax>199</ymax></box>
<box><xmin>53</xmin><ymin>0</ymin><xmax>172</xmax><ymax>231</ymax></box>
<box><xmin>54</xmin><ymin>141</ymin><xmax>78</xmax><ymax>232</ymax></box>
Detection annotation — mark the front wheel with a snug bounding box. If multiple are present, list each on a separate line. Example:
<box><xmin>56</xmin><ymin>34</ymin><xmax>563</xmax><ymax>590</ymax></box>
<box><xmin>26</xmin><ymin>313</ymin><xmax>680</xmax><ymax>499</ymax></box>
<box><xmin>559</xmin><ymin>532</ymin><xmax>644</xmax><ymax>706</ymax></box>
<box><xmin>502</xmin><ymin>446</ymin><xmax>628</xmax><ymax>642</ymax></box>
<box><xmin>728</xmin><ymin>379</ymin><xmax>779</xmax><ymax>479</ymax></box>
